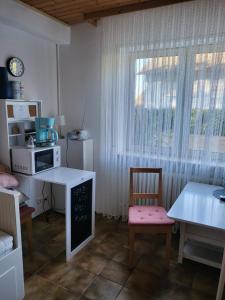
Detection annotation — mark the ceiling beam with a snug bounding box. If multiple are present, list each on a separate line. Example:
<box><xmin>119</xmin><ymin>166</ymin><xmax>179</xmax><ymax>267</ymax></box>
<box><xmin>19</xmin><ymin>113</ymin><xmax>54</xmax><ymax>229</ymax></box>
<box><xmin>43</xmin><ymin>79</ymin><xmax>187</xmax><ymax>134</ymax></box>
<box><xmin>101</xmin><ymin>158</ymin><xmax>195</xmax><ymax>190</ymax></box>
<box><xmin>87</xmin><ymin>19</ymin><xmax>99</xmax><ymax>27</ymax></box>
<box><xmin>84</xmin><ymin>0</ymin><xmax>194</xmax><ymax>20</ymax></box>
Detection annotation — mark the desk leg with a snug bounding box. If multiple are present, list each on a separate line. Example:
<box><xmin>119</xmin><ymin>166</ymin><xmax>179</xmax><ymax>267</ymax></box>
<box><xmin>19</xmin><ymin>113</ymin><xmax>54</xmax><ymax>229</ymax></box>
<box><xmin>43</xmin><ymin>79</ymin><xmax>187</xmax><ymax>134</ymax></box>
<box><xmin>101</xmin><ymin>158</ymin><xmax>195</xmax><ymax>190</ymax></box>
<box><xmin>65</xmin><ymin>186</ymin><xmax>71</xmax><ymax>262</ymax></box>
<box><xmin>178</xmin><ymin>223</ymin><xmax>185</xmax><ymax>264</ymax></box>
<box><xmin>216</xmin><ymin>248</ymin><xmax>225</xmax><ymax>300</ymax></box>
<box><xmin>25</xmin><ymin>217</ymin><xmax>33</xmax><ymax>256</ymax></box>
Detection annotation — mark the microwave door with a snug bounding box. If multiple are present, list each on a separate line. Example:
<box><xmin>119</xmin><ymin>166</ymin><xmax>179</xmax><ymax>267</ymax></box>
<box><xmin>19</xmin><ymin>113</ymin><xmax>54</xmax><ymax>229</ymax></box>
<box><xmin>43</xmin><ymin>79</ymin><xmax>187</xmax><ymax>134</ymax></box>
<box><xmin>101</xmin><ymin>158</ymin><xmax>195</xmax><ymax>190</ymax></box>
<box><xmin>35</xmin><ymin>149</ymin><xmax>53</xmax><ymax>173</ymax></box>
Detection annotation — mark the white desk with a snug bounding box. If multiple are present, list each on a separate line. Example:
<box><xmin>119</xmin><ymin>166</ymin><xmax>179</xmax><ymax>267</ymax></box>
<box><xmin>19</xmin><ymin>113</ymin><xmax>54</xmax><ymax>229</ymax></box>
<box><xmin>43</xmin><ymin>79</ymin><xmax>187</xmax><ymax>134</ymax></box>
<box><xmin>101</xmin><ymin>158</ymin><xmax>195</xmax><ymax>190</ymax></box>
<box><xmin>168</xmin><ymin>182</ymin><xmax>225</xmax><ymax>300</ymax></box>
<box><xmin>33</xmin><ymin>167</ymin><xmax>96</xmax><ymax>261</ymax></box>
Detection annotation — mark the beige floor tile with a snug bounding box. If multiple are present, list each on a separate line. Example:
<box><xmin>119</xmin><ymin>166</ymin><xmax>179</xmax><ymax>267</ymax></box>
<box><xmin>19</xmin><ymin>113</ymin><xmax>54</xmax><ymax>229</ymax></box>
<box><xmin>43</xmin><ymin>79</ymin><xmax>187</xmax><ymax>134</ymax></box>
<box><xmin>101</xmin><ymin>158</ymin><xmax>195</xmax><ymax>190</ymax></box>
<box><xmin>100</xmin><ymin>260</ymin><xmax>131</xmax><ymax>285</ymax></box>
<box><xmin>52</xmin><ymin>231</ymin><xmax>66</xmax><ymax>243</ymax></box>
<box><xmin>37</xmin><ymin>256</ymin><xmax>73</xmax><ymax>282</ymax></box>
<box><xmin>38</xmin><ymin>239</ymin><xmax>65</xmax><ymax>259</ymax></box>
<box><xmin>24</xmin><ymin>288</ymin><xmax>48</xmax><ymax>300</ymax></box>
<box><xmin>112</xmin><ymin>246</ymin><xmax>140</xmax><ymax>267</ymax></box>
<box><xmin>83</xmin><ymin>276</ymin><xmax>122</xmax><ymax>300</ymax></box>
<box><xmin>116</xmin><ymin>287</ymin><xmax>153</xmax><ymax>300</ymax></box>
<box><xmin>154</xmin><ymin>283</ymin><xmax>190</xmax><ymax>300</ymax></box>
<box><xmin>125</xmin><ymin>269</ymin><xmax>161</xmax><ymax>297</ymax></box>
<box><xmin>167</xmin><ymin>262</ymin><xmax>196</xmax><ymax>288</ymax></box>
<box><xmin>25</xmin><ymin>274</ymin><xmax>55</xmax><ymax>299</ymax></box>
<box><xmin>71</xmin><ymin>251</ymin><xmax>109</xmax><ymax>275</ymax></box>
<box><xmin>44</xmin><ymin>286</ymin><xmax>78</xmax><ymax>300</ymax></box>
<box><xmin>135</xmin><ymin>254</ymin><xmax>168</xmax><ymax>277</ymax></box>
<box><xmin>23</xmin><ymin>212</ymin><xmax>222</xmax><ymax>300</ymax></box>
<box><xmin>93</xmin><ymin>239</ymin><xmax>123</xmax><ymax>259</ymax></box>
<box><xmin>25</xmin><ymin>274</ymin><xmax>78</xmax><ymax>300</ymax></box>
<box><xmin>85</xmin><ymin>233</ymin><xmax>108</xmax><ymax>249</ymax></box>
<box><xmin>192</xmin><ymin>267</ymin><xmax>219</xmax><ymax>296</ymax></box>
<box><xmin>23</xmin><ymin>251</ymin><xmax>51</xmax><ymax>279</ymax></box>
<box><xmin>104</xmin><ymin>231</ymin><xmax>128</xmax><ymax>245</ymax></box>
<box><xmin>133</xmin><ymin>238</ymin><xmax>155</xmax><ymax>256</ymax></box>
<box><xmin>57</xmin><ymin>266</ymin><xmax>95</xmax><ymax>294</ymax></box>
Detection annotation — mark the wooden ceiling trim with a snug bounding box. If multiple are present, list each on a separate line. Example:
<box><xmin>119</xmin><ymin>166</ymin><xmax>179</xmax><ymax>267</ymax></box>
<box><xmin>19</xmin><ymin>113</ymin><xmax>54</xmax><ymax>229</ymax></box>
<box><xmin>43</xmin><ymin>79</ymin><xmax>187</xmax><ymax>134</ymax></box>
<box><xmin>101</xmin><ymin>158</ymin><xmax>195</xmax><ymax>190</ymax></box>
<box><xmin>56</xmin><ymin>14</ymin><xmax>83</xmax><ymax>22</ymax></box>
<box><xmin>17</xmin><ymin>0</ymin><xmax>69</xmax><ymax>25</ymax></box>
<box><xmin>34</xmin><ymin>2</ymin><xmax>89</xmax><ymax>10</ymax></box>
<box><xmin>64</xmin><ymin>17</ymin><xmax>84</xmax><ymax>25</ymax></box>
<box><xmin>36</xmin><ymin>0</ymin><xmax>138</xmax><ymax>13</ymax></box>
<box><xmin>25</xmin><ymin>0</ymin><xmax>54</xmax><ymax>7</ymax></box>
<box><xmin>84</xmin><ymin>0</ymin><xmax>194</xmax><ymax>20</ymax></box>
<box><xmin>26</xmin><ymin>0</ymin><xmax>121</xmax><ymax>9</ymax></box>
<box><xmin>41</xmin><ymin>0</ymin><xmax>173</xmax><ymax>19</ymax></box>
<box><xmin>46</xmin><ymin>5</ymin><xmax>106</xmax><ymax>16</ymax></box>
<box><xmin>23</xmin><ymin>0</ymin><xmax>146</xmax><ymax>12</ymax></box>
<box><xmin>19</xmin><ymin>0</ymin><xmax>196</xmax><ymax>25</ymax></box>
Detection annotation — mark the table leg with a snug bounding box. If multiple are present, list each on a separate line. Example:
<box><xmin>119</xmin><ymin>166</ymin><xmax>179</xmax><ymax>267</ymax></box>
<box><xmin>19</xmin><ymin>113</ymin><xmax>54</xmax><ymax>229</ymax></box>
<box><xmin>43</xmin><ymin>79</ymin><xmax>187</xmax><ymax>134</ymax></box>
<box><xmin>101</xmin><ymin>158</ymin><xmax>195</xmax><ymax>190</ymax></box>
<box><xmin>216</xmin><ymin>248</ymin><xmax>225</xmax><ymax>300</ymax></box>
<box><xmin>178</xmin><ymin>223</ymin><xmax>185</xmax><ymax>263</ymax></box>
<box><xmin>65</xmin><ymin>185</ymin><xmax>71</xmax><ymax>262</ymax></box>
<box><xmin>25</xmin><ymin>217</ymin><xmax>33</xmax><ymax>256</ymax></box>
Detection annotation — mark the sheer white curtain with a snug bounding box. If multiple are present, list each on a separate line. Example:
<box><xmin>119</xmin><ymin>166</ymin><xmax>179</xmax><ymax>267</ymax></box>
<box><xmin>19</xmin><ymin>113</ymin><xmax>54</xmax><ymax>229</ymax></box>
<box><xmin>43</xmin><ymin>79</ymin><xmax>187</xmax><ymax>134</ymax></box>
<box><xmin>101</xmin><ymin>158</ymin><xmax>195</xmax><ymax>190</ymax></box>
<box><xmin>98</xmin><ymin>0</ymin><xmax>225</xmax><ymax>219</ymax></box>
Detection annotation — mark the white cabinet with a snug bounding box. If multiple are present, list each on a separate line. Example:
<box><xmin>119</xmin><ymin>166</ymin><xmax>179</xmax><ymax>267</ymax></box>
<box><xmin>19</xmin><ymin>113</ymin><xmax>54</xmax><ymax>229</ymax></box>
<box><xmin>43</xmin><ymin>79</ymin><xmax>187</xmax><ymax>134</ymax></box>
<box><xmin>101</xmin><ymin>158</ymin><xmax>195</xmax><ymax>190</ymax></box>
<box><xmin>58</xmin><ymin>139</ymin><xmax>93</xmax><ymax>171</ymax></box>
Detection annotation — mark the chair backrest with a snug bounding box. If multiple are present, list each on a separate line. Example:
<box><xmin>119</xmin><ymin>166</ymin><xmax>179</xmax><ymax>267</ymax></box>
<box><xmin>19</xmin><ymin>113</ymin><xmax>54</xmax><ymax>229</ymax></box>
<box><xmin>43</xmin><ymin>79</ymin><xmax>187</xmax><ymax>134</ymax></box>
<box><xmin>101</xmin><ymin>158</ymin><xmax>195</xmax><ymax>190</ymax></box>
<box><xmin>129</xmin><ymin>167</ymin><xmax>162</xmax><ymax>207</ymax></box>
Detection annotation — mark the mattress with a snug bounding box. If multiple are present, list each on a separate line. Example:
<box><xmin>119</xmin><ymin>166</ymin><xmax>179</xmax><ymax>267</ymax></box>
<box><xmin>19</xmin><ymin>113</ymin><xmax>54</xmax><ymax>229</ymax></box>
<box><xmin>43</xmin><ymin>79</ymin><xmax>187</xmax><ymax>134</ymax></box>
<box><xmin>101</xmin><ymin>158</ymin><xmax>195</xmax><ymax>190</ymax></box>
<box><xmin>0</xmin><ymin>230</ymin><xmax>13</xmax><ymax>257</ymax></box>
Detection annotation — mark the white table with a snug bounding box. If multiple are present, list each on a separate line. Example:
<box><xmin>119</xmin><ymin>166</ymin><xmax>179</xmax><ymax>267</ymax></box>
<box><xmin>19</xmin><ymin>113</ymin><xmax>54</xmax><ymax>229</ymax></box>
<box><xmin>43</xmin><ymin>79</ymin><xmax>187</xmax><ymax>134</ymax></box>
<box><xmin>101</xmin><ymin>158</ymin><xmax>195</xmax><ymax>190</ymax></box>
<box><xmin>33</xmin><ymin>167</ymin><xmax>96</xmax><ymax>261</ymax></box>
<box><xmin>168</xmin><ymin>182</ymin><xmax>225</xmax><ymax>300</ymax></box>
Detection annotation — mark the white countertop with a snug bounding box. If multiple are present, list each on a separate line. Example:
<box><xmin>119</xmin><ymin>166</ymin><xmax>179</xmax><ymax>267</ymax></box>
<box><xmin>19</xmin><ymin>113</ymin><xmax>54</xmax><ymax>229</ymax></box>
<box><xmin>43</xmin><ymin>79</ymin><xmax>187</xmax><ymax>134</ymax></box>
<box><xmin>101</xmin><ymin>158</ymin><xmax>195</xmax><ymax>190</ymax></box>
<box><xmin>33</xmin><ymin>167</ymin><xmax>95</xmax><ymax>186</ymax></box>
<box><xmin>167</xmin><ymin>182</ymin><xmax>225</xmax><ymax>230</ymax></box>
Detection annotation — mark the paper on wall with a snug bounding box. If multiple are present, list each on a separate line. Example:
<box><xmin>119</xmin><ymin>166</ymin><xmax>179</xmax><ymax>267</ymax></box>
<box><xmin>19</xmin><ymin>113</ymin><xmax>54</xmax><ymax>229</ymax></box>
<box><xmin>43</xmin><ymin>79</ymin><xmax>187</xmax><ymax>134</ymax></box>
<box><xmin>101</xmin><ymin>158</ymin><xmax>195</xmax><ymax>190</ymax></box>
<box><xmin>13</xmin><ymin>104</ymin><xmax>29</xmax><ymax>119</ymax></box>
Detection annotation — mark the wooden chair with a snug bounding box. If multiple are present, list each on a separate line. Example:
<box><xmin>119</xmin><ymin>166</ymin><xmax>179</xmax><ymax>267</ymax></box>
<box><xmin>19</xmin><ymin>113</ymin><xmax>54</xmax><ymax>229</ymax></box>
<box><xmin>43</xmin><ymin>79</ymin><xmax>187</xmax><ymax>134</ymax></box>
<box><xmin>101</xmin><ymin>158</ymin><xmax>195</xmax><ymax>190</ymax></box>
<box><xmin>128</xmin><ymin>167</ymin><xmax>174</xmax><ymax>266</ymax></box>
<box><xmin>20</xmin><ymin>205</ymin><xmax>35</xmax><ymax>256</ymax></box>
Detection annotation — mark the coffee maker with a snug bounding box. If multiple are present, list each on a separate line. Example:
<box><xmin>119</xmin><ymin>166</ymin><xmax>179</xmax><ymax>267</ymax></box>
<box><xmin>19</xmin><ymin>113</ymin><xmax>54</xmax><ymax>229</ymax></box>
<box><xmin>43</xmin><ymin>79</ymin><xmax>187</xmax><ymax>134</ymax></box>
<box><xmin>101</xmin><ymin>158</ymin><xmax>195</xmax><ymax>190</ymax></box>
<box><xmin>35</xmin><ymin>117</ymin><xmax>58</xmax><ymax>147</ymax></box>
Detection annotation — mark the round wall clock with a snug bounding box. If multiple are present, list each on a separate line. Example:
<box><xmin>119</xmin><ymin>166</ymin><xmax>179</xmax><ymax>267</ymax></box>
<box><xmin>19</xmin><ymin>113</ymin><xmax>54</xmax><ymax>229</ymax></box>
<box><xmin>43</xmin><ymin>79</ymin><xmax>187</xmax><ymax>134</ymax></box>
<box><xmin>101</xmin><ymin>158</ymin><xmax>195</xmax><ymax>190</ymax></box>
<box><xmin>7</xmin><ymin>57</ymin><xmax>25</xmax><ymax>77</ymax></box>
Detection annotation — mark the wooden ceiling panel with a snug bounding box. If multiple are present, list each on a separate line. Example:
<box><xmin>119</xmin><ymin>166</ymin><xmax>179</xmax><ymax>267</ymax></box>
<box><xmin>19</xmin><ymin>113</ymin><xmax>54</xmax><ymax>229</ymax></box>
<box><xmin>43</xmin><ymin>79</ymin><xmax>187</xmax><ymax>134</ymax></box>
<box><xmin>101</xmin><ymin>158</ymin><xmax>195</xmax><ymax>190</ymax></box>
<box><xmin>19</xmin><ymin>0</ymin><xmax>195</xmax><ymax>25</ymax></box>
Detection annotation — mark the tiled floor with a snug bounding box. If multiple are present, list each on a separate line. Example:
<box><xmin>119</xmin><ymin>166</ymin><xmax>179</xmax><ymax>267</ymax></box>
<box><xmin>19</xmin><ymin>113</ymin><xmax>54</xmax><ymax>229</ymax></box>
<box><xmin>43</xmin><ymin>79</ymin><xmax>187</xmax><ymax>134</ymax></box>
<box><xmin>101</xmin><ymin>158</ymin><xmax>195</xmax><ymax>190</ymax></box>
<box><xmin>22</xmin><ymin>212</ymin><xmax>222</xmax><ymax>300</ymax></box>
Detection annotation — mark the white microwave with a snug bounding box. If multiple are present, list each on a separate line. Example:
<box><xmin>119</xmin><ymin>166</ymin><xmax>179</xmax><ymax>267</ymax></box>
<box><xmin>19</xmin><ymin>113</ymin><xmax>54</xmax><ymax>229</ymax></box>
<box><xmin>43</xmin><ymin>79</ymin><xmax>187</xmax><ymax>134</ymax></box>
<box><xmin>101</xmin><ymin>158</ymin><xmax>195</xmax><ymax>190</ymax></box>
<box><xmin>11</xmin><ymin>145</ymin><xmax>61</xmax><ymax>175</ymax></box>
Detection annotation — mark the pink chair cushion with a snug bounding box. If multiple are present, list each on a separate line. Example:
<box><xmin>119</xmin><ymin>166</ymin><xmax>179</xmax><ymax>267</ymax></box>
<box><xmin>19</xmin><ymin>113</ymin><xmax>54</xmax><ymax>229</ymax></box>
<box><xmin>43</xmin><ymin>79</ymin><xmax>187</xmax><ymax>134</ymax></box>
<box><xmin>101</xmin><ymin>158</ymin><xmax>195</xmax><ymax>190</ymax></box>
<box><xmin>129</xmin><ymin>206</ymin><xmax>175</xmax><ymax>225</ymax></box>
<box><xmin>0</xmin><ymin>173</ymin><xmax>19</xmax><ymax>188</ymax></box>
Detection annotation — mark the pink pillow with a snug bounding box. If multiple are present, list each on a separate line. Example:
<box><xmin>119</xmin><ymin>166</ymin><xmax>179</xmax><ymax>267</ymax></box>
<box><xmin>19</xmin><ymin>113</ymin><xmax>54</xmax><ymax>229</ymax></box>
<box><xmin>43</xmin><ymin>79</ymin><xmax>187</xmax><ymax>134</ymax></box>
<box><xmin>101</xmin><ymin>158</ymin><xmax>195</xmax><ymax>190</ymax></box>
<box><xmin>0</xmin><ymin>173</ymin><xmax>19</xmax><ymax>188</ymax></box>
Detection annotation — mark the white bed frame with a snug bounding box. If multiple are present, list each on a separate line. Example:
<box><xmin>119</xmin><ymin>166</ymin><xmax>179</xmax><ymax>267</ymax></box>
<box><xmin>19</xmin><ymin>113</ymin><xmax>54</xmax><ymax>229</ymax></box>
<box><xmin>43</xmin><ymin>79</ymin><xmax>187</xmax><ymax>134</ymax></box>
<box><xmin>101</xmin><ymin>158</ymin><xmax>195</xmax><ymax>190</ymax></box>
<box><xmin>0</xmin><ymin>188</ymin><xmax>24</xmax><ymax>300</ymax></box>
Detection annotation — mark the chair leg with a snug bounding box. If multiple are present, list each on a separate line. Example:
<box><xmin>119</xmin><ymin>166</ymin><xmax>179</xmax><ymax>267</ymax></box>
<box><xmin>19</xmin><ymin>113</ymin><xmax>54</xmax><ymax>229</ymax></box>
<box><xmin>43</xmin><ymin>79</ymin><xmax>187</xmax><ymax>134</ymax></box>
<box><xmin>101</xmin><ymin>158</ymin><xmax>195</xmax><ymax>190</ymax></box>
<box><xmin>25</xmin><ymin>217</ymin><xmax>33</xmax><ymax>256</ymax></box>
<box><xmin>129</xmin><ymin>227</ymin><xmax>135</xmax><ymax>266</ymax></box>
<box><xmin>165</xmin><ymin>230</ymin><xmax>171</xmax><ymax>267</ymax></box>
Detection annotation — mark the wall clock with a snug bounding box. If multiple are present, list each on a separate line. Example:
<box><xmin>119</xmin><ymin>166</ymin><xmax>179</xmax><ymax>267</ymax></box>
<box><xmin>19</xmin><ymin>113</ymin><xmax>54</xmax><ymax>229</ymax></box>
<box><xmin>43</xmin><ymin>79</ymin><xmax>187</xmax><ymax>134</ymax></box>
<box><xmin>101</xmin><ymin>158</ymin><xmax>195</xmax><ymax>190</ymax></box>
<box><xmin>7</xmin><ymin>57</ymin><xmax>25</xmax><ymax>77</ymax></box>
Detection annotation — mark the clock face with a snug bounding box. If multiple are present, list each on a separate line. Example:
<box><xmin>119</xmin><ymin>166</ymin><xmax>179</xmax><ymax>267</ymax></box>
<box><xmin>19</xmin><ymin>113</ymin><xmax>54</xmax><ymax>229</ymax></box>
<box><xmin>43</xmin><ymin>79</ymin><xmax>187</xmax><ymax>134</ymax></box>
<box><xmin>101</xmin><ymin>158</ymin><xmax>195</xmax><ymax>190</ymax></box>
<box><xmin>7</xmin><ymin>57</ymin><xmax>24</xmax><ymax>77</ymax></box>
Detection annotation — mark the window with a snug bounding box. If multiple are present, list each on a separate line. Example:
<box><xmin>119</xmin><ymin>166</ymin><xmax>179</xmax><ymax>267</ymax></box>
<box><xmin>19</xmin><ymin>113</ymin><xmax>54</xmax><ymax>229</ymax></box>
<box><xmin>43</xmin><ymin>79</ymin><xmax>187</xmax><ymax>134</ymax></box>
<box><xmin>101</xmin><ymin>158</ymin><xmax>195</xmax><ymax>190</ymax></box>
<box><xmin>188</xmin><ymin>52</ymin><xmax>225</xmax><ymax>157</ymax></box>
<box><xmin>131</xmin><ymin>48</ymin><xmax>225</xmax><ymax>161</ymax></box>
<box><xmin>134</xmin><ymin>55</ymin><xmax>179</xmax><ymax>155</ymax></box>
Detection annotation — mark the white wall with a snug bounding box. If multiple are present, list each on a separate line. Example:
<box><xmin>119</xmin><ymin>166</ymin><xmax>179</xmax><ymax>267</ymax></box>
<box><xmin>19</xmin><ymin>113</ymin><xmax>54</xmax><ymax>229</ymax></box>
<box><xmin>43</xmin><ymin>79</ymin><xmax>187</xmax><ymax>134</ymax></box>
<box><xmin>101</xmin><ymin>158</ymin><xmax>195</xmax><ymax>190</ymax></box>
<box><xmin>0</xmin><ymin>22</ymin><xmax>58</xmax><ymax>116</ymax></box>
<box><xmin>0</xmin><ymin>0</ymin><xmax>70</xmax><ymax>44</ymax></box>
<box><xmin>59</xmin><ymin>23</ymin><xmax>101</xmax><ymax>169</ymax></box>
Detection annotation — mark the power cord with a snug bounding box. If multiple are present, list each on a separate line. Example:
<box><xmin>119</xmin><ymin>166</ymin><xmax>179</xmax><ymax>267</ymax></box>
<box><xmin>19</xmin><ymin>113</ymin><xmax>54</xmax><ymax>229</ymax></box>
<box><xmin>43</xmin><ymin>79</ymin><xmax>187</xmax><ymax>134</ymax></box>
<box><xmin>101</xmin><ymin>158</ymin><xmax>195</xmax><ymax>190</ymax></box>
<box><xmin>66</xmin><ymin>134</ymin><xmax>69</xmax><ymax>167</ymax></box>
<box><xmin>41</xmin><ymin>182</ymin><xmax>49</xmax><ymax>222</ymax></box>
<box><xmin>50</xmin><ymin>183</ymin><xmax>56</xmax><ymax>210</ymax></box>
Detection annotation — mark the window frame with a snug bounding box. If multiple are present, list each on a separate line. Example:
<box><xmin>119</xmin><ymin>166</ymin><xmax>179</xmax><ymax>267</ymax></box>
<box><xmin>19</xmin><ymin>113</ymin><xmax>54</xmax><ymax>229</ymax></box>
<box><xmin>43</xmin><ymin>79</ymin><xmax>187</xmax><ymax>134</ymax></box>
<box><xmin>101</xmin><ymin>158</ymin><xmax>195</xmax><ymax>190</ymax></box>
<box><xmin>115</xmin><ymin>44</ymin><xmax>225</xmax><ymax>163</ymax></box>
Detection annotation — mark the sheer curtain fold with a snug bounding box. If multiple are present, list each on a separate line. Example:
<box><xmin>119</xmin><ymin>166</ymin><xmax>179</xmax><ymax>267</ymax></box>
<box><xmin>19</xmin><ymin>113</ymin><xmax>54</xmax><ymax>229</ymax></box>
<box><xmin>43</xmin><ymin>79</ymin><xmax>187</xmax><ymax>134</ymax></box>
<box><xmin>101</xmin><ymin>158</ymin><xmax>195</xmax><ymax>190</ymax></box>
<box><xmin>98</xmin><ymin>0</ymin><xmax>225</xmax><ymax>219</ymax></box>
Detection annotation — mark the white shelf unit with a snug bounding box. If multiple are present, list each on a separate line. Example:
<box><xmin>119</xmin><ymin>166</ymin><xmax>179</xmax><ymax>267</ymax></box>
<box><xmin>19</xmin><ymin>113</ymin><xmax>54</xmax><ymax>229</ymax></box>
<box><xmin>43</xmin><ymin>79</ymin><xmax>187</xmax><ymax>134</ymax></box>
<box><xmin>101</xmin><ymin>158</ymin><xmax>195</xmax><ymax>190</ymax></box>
<box><xmin>0</xmin><ymin>99</ymin><xmax>42</xmax><ymax>168</ymax></box>
<box><xmin>183</xmin><ymin>240</ymin><xmax>223</xmax><ymax>269</ymax></box>
<box><xmin>0</xmin><ymin>100</ymin><xmax>50</xmax><ymax>218</ymax></box>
